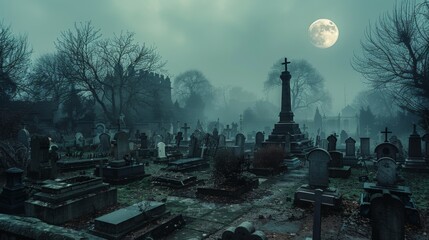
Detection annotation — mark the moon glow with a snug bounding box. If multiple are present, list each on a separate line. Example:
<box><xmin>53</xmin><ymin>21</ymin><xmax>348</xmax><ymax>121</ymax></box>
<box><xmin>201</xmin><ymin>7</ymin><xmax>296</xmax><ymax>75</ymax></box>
<box><xmin>308</xmin><ymin>19</ymin><xmax>339</xmax><ymax>48</ymax></box>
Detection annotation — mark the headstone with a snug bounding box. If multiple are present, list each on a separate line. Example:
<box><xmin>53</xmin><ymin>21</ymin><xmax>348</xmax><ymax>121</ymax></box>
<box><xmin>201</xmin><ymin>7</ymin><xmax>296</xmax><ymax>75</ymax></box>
<box><xmin>254</xmin><ymin>132</ymin><xmax>264</xmax><ymax>149</ymax></box>
<box><xmin>374</xmin><ymin>142</ymin><xmax>399</xmax><ymax>161</ymax></box>
<box><xmin>188</xmin><ymin>135</ymin><xmax>198</xmax><ymax>157</ymax></box>
<box><xmin>345</xmin><ymin>137</ymin><xmax>356</xmax><ymax>157</ymax></box>
<box><xmin>175</xmin><ymin>132</ymin><xmax>183</xmax><ymax>148</ymax></box>
<box><xmin>235</xmin><ymin>133</ymin><xmax>245</xmax><ymax>148</ymax></box>
<box><xmin>329</xmin><ymin>151</ymin><xmax>343</xmax><ymax>168</ymax></box>
<box><xmin>181</xmin><ymin>123</ymin><xmax>190</xmax><ymax>140</ymax></box>
<box><xmin>99</xmin><ymin>133</ymin><xmax>111</xmax><ymax>154</ymax></box>
<box><xmin>370</xmin><ymin>193</ymin><xmax>405</xmax><ymax>240</ymax></box>
<box><xmin>376</xmin><ymin>157</ymin><xmax>397</xmax><ymax>187</ymax></box>
<box><xmin>218</xmin><ymin>134</ymin><xmax>226</xmax><ymax>147</ymax></box>
<box><xmin>140</xmin><ymin>132</ymin><xmax>148</xmax><ymax>149</ymax></box>
<box><xmin>157</xmin><ymin>142</ymin><xmax>166</xmax><ymax>159</ymax></box>
<box><xmin>17</xmin><ymin>128</ymin><xmax>30</xmax><ymax>148</ymax></box>
<box><xmin>360</xmin><ymin>137</ymin><xmax>370</xmax><ymax>157</ymax></box>
<box><xmin>114</xmin><ymin>131</ymin><xmax>129</xmax><ymax>160</ymax></box>
<box><xmin>408</xmin><ymin>124</ymin><xmax>423</xmax><ymax>158</ymax></box>
<box><xmin>307</xmin><ymin>148</ymin><xmax>331</xmax><ymax>188</ymax></box>
<box><xmin>327</xmin><ymin>134</ymin><xmax>337</xmax><ymax>151</ymax></box>
<box><xmin>28</xmin><ymin>135</ymin><xmax>52</xmax><ymax>180</ymax></box>
<box><xmin>75</xmin><ymin>132</ymin><xmax>84</xmax><ymax>147</ymax></box>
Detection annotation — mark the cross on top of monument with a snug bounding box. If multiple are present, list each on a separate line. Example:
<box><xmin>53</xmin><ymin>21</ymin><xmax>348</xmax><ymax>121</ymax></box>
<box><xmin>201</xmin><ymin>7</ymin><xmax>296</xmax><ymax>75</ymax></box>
<box><xmin>381</xmin><ymin>127</ymin><xmax>392</xmax><ymax>142</ymax></box>
<box><xmin>281</xmin><ymin>58</ymin><xmax>291</xmax><ymax>71</ymax></box>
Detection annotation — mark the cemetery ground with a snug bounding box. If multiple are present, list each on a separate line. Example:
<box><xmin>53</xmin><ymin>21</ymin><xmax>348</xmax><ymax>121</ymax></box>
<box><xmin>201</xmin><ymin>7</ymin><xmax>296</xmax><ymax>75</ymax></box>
<box><xmin>30</xmin><ymin>162</ymin><xmax>429</xmax><ymax>240</ymax></box>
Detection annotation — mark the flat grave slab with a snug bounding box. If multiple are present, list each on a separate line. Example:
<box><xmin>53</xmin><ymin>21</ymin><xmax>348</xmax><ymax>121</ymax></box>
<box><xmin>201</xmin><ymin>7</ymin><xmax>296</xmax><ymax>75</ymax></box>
<box><xmin>166</xmin><ymin>157</ymin><xmax>209</xmax><ymax>172</ymax></box>
<box><xmin>57</xmin><ymin>157</ymin><xmax>108</xmax><ymax>172</ymax></box>
<box><xmin>91</xmin><ymin>201</ymin><xmax>167</xmax><ymax>239</ymax></box>
<box><xmin>152</xmin><ymin>174</ymin><xmax>198</xmax><ymax>188</ymax></box>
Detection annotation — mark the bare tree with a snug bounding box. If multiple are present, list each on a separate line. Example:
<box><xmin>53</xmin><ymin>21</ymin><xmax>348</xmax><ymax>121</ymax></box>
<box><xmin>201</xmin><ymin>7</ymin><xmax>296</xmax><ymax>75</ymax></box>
<box><xmin>55</xmin><ymin>22</ymin><xmax>165</xmax><ymax>125</ymax></box>
<box><xmin>352</xmin><ymin>0</ymin><xmax>429</xmax><ymax>129</ymax></box>
<box><xmin>173</xmin><ymin>70</ymin><xmax>214</xmax><ymax>105</ymax></box>
<box><xmin>0</xmin><ymin>21</ymin><xmax>31</xmax><ymax>103</ymax></box>
<box><xmin>24</xmin><ymin>53</ymin><xmax>69</xmax><ymax>102</ymax></box>
<box><xmin>264</xmin><ymin>58</ymin><xmax>332</xmax><ymax>112</ymax></box>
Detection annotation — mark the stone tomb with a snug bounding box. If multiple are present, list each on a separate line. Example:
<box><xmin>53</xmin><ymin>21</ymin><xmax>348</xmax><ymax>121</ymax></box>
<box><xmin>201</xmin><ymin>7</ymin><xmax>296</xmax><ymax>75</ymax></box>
<box><xmin>94</xmin><ymin>155</ymin><xmax>148</xmax><ymax>184</ymax></box>
<box><xmin>343</xmin><ymin>137</ymin><xmax>359</xmax><ymax>167</ymax></box>
<box><xmin>294</xmin><ymin>148</ymin><xmax>341</xmax><ymax>207</ymax></box>
<box><xmin>166</xmin><ymin>157</ymin><xmax>209</xmax><ymax>172</ymax></box>
<box><xmin>403</xmin><ymin>125</ymin><xmax>429</xmax><ymax>172</ymax></box>
<box><xmin>0</xmin><ymin>168</ymin><xmax>27</xmax><ymax>214</ymax></box>
<box><xmin>91</xmin><ymin>201</ymin><xmax>185</xmax><ymax>240</ymax></box>
<box><xmin>25</xmin><ymin>175</ymin><xmax>117</xmax><ymax>225</ymax></box>
<box><xmin>328</xmin><ymin>151</ymin><xmax>351</xmax><ymax>178</ymax></box>
<box><xmin>152</xmin><ymin>174</ymin><xmax>198</xmax><ymax>188</ymax></box>
<box><xmin>360</xmin><ymin>157</ymin><xmax>420</xmax><ymax>227</ymax></box>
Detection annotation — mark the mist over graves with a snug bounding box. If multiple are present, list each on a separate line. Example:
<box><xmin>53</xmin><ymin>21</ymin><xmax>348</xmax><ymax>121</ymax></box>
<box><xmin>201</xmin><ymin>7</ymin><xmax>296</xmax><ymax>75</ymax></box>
<box><xmin>1</xmin><ymin>1</ymin><xmax>429</xmax><ymax>239</ymax></box>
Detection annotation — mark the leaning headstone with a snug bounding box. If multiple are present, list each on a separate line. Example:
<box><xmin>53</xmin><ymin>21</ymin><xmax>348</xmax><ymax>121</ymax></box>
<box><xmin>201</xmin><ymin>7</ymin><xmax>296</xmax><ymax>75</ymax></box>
<box><xmin>17</xmin><ymin>128</ymin><xmax>30</xmax><ymax>148</ymax></box>
<box><xmin>114</xmin><ymin>131</ymin><xmax>129</xmax><ymax>160</ymax></box>
<box><xmin>157</xmin><ymin>142</ymin><xmax>166</xmax><ymax>159</ymax></box>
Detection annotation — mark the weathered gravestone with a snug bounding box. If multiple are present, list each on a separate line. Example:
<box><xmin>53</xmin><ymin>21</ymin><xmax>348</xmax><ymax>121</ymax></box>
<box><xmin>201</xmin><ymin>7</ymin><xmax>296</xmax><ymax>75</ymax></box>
<box><xmin>218</xmin><ymin>134</ymin><xmax>226</xmax><ymax>148</ymax></box>
<box><xmin>188</xmin><ymin>135</ymin><xmax>199</xmax><ymax>158</ymax></box>
<box><xmin>140</xmin><ymin>132</ymin><xmax>148</xmax><ymax>149</ymax></box>
<box><xmin>360</xmin><ymin>137</ymin><xmax>371</xmax><ymax>158</ymax></box>
<box><xmin>27</xmin><ymin>135</ymin><xmax>56</xmax><ymax>181</ymax></box>
<box><xmin>343</xmin><ymin>137</ymin><xmax>358</xmax><ymax>167</ymax></box>
<box><xmin>175</xmin><ymin>132</ymin><xmax>183</xmax><ymax>148</ymax></box>
<box><xmin>374</xmin><ymin>142</ymin><xmax>399</xmax><ymax>161</ymax></box>
<box><xmin>254</xmin><ymin>132</ymin><xmax>264</xmax><ymax>150</ymax></box>
<box><xmin>75</xmin><ymin>132</ymin><xmax>84</xmax><ymax>148</ymax></box>
<box><xmin>114</xmin><ymin>131</ymin><xmax>129</xmax><ymax>160</ymax></box>
<box><xmin>360</xmin><ymin>157</ymin><xmax>420</xmax><ymax>227</ymax></box>
<box><xmin>294</xmin><ymin>148</ymin><xmax>341</xmax><ymax>207</ymax></box>
<box><xmin>328</xmin><ymin>151</ymin><xmax>351</xmax><ymax>178</ymax></box>
<box><xmin>17</xmin><ymin>128</ymin><xmax>30</xmax><ymax>148</ymax></box>
<box><xmin>99</xmin><ymin>133</ymin><xmax>111</xmax><ymax>154</ymax></box>
<box><xmin>235</xmin><ymin>133</ymin><xmax>246</xmax><ymax>156</ymax></box>
<box><xmin>327</xmin><ymin>134</ymin><xmax>337</xmax><ymax>151</ymax></box>
<box><xmin>403</xmin><ymin>124</ymin><xmax>429</xmax><ymax>172</ymax></box>
<box><xmin>91</xmin><ymin>201</ymin><xmax>185</xmax><ymax>239</ymax></box>
<box><xmin>157</xmin><ymin>142</ymin><xmax>166</xmax><ymax>159</ymax></box>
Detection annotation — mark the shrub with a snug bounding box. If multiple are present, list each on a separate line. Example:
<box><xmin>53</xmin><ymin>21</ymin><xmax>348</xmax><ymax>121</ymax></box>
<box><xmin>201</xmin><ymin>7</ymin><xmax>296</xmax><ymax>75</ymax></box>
<box><xmin>213</xmin><ymin>148</ymin><xmax>243</xmax><ymax>185</ymax></box>
<box><xmin>253</xmin><ymin>145</ymin><xmax>285</xmax><ymax>169</ymax></box>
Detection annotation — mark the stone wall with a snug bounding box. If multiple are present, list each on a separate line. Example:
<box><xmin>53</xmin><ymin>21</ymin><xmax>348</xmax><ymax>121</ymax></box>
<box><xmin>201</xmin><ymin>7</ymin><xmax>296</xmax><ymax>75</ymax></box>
<box><xmin>0</xmin><ymin>213</ymin><xmax>103</xmax><ymax>240</ymax></box>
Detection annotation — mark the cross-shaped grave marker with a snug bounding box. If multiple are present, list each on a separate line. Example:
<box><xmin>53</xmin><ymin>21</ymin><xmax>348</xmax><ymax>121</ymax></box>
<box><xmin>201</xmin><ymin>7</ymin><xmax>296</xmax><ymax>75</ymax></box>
<box><xmin>381</xmin><ymin>127</ymin><xmax>392</xmax><ymax>143</ymax></box>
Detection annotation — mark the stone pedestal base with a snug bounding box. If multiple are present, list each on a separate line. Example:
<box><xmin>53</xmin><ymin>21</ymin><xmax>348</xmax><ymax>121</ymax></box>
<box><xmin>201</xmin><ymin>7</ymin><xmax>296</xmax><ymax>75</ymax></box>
<box><xmin>0</xmin><ymin>187</ymin><xmax>27</xmax><ymax>214</ymax></box>
<box><xmin>402</xmin><ymin>158</ymin><xmax>429</xmax><ymax>173</ymax></box>
<box><xmin>284</xmin><ymin>157</ymin><xmax>301</xmax><ymax>170</ymax></box>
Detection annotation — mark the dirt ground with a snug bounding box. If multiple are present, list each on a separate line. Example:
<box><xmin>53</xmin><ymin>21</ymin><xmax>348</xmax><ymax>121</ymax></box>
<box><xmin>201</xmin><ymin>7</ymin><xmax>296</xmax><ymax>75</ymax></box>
<box><xmin>53</xmin><ymin>160</ymin><xmax>429</xmax><ymax>240</ymax></box>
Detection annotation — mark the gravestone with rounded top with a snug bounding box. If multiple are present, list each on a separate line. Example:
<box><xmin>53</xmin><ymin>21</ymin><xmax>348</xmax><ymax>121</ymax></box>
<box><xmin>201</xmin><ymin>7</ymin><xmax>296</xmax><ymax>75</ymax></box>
<box><xmin>17</xmin><ymin>128</ymin><xmax>30</xmax><ymax>148</ymax></box>
<box><xmin>327</xmin><ymin>134</ymin><xmax>337</xmax><ymax>151</ymax></box>
<box><xmin>157</xmin><ymin>142</ymin><xmax>166</xmax><ymax>159</ymax></box>
<box><xmin>99</xmin><ymin>133</ymin><xmax>111</xmax><ymax>154</ymax></box>
<box><xmin>308</xmin><ymin>148</ymin><xmax>331</xmax><ymax>188</ymax></box>
<box><xmin>376</xmin><ymin>157</ymin><xmax>397</xmax><ymax>186</ymax></box>
<box><xmin>374</xmin><ymin>142</ymin><xmax>399</xmax><ymax>161</ymax></box>
<box><xmin>114</xmin><ymin>131</ymin><xmax>129</xmax><ymax>160</ymax></box>
<box><xmin>255</xmin><ymin>132</ymin><xmax>264</xmax><ymax>149</ymax></box>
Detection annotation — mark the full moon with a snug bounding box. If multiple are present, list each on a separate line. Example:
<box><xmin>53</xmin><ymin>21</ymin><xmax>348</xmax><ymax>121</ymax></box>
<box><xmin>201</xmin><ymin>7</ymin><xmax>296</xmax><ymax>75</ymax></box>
<box><xmin>308</xmin><ymin>19</ymin><xmax>339</xmax><ymax>48</ymax></box>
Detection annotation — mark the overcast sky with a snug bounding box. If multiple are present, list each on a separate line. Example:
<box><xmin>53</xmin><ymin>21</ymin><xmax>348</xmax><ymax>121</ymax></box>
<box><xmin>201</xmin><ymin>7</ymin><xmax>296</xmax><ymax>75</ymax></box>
<box><xmin>0</xmin><ymin>0</ymin><xmax>398</xmax><ymax>113</ymax></box>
